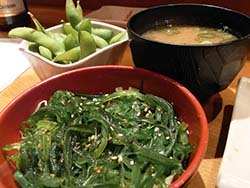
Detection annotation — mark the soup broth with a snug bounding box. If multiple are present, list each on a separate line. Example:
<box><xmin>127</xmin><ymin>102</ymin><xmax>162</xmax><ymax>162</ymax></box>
<box><xmin>142</xmin><ymin>25</ymin><xmax>237</xmax><ymax>45</ymax></box>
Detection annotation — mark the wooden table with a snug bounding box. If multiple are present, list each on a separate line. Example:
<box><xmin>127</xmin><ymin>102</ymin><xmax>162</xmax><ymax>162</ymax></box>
<box><xmin>1</xmin><ymin>5</ymin><xmax>250</xmax><ymax>188</ymax></box>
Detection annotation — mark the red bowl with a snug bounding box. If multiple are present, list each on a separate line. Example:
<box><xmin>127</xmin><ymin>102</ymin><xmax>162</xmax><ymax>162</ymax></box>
<box><xmin>0</xmin><ymin>65</ymin><xmax>208</xmax><ymax>188</ymax></box>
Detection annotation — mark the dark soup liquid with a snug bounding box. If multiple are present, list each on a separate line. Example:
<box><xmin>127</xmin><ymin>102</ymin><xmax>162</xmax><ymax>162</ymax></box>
<box><xmin>142</xmin><ymin>25</ymin><xmax>237</xmax><ymax>45</ymax></box>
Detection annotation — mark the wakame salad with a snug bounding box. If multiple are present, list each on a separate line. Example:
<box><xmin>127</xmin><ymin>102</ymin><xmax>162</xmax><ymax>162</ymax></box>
<box><xmin>3</xmin><ymin>88</ymin><xmax>192</xmax><ymax>188</ymax></box>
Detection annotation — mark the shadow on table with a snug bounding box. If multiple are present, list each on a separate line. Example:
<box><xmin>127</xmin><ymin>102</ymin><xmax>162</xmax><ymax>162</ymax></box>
<box><xmin>215</xmin><ymin>105</ymin><xmax>233</xmax><ymax>157</ymax></box>
<box><xmin>186</xmin><ymin>171</ymin><xmax>206</xmax><ymax>188</ymax></box>
<box><xmin>203</xmin><ymin>94</ymin><xmax>223</xmax><ymax>123</ymax></box>
<box><xmin>202</xmin><ymin>93</ymin><xmax>234</xmax><ymax>158</ymax></box>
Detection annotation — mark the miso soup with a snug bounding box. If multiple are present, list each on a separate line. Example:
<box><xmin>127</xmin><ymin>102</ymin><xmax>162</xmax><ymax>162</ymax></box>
<box><xmin>142</xmin><ymin>25</ymin><xmax>237</xmax><ymax>45</ymax></box>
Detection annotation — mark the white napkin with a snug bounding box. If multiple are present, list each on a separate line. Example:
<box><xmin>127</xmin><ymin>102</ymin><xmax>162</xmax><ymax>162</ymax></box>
<box><xmin>0</xmin><ymin>39</ymin><xmax>30</xmax><ymax>92</ymax></box>
<box><xmin>217</xmin><ymin>77</ymin><xmax>250</xmax><ymax>188</ymax></box>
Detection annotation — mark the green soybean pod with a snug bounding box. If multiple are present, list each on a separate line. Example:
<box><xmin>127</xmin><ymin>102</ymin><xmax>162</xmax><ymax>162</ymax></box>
<box><xmin>66</xmin><ymin>0</ymin><xmax>82</xmax><ymax>28</ymax></box>
<box><xmin>79</xmin><ymin>30</ymin><xmax>96</xmax><ymax>58</ymax></box>
<box><xmin>54</xmin><ymin>46</ymin><xmax>80</xmax><ymax>63</ymax></box>
<box><xmin>8</xmin><ymin>27</ymin><xmax>65</xmax><ymax>55</ymax></box>
<box><xmin>29</xmin><ymin>14</ymin><xmax>68</xmax><ymax>47</ymax></box>
<box><xmin>109</xmin><ymin>31</ymin><xmax>127</xmax><ymax>44</ymax></box>
<box><xmin>31</xmin><ymin>16</ymin><xmax>67</xmax><ymax>46</ymax></box>
<box><xmin>76</xmin><ymin>0</ymin><xmax>83</xmax><ymax>20</ymax></box>
<box><xmin>28</xmin><ymin>12</ymin><xmax>47</xmax><ymax>34</ymax></box>
<box><xmin>50</xmin><ymin>32</ymin><xmax>67</xmax><ymax>43</ymax></box>
<box><xmin>63</xmin><ymin>23</ymin><xmax>78</xmax><ymax>37</ymax></box>
<box><xmin>92</xmin><ymin>28</ymin><xmax>113</xmax><ymax>41</ymax></box>
<box><xmin>39</xmin><ymin>46</ymin><xmax>53</xmax><ymax>60</ymax></box>
<box><xmin>64</xmin><ymin>33</ymin><xmax>79</xmax><ymax>51</ymax></box>
<box><xmin>91</xmin><ymin>34</ymin><xmax>108</xmax><ymax>49</ymax></box>
<box><xmin>76</xmin><ymin>18</ymin><xmax>92</xmax><ymax>33</ymax></box>
<box><xmin>28</xmin><ymin>43</ymin><xmax>39</xmax><ymax>52</ymax></box>
<box><xmin>29</xmin><ymin>12</ymin><xmax>58</xmax><ymax>40</ymax></box>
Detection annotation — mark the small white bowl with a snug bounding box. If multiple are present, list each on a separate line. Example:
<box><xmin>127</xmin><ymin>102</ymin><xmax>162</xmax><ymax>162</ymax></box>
<box><xmin>19</xmin><ymin>21</ymin><xmax>129</xmax><ymax>80</ymax></box>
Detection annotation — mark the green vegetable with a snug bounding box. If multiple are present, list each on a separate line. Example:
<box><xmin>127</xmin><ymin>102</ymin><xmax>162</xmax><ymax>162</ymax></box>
<box><xmin>3</xmin><ymin>89</ymin><xmax>192</xmax><ymax>188</ymax></box>
<box><xmin>65</xmin><ymin>0</ymin><xmax>83</xmax><ymax>28</ymax></box>
<box><xmin>8</xmin><ymin>0</ymin><xmax>128</xmax><ymax>64</ymax></box>
<box><xmin>50</xmin><ymin>33</ymin><xmax>67</xmax><ymax>44</ymax></box>
<box><xmin>76</xmin><ymin>18</ymin><xmax>92</xmax><ymax>33</ymax></box>
<box><xmin>92</xmin><ymin>28</ymin><xmax>113</xmax><ymax>41</ymax></box>
<box><xmin>62</xmin><ymin>23</ymin><xmax>78</xmax><ymax>37</ymax></box>
<box><xmin>64</xmin><ymin>33</ymin><xmax>79</xmax><ymax>51</ymax></box>
<box><xmin>53</xmin><ymin>46</ymin><xmax>80</xmax><ymax>63</ymax></box>
<box><xmin>39</xmin><ymin>46</ymin><xmax>53</xmax><ymax>60</ymax></box>
<box><xmin>198</xmin><ymin>32</ymin><xmax>217</xmax><ymax>39</ymax></box>
<box><xmin>109</xmin><ymin>31</ymin><xmax>127</xmax><ymax>44</ymax></box>
<box><xmin>28</xmin><ymin>12</ymin><xmax>47</xmax><ymax>35</ymax></box>
<box><xmin>28</xmin><ymin>43</ymin><xmax>39</xmax><ymax>52</ymax></box>
<box><xmin>76</xmin><ymin>0</ymin><xmax>83</xmax><ymax>21</ymax></box>
<box><xmin>29</xmin><ymin>12</ymin><xmax>66</xmax><ymax>43</ymax></box>
<box><xmin>79</xmin><ymin>30</ymin><xmax>96</xmax><ymax>58</ymax></box>
<box><xmin>8</xmin><ymin>27</ymin><xmax>65</xmax><ymax>56</ymax></box>
<box><xmin>14</xmin><ymin>171</ymin><xmax>34</xmax><ymax>188</ymax></box>
<box><xmin>91</xmin><ymin>34</ymin><xmax>109</xmax><ymax>48</ymax></box>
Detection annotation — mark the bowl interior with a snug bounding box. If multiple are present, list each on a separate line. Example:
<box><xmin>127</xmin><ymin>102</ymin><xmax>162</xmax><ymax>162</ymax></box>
<box><xmin>128</xmin><ymin>4</ymin><xmax>250</xmax><ymax>40</ymax></box>
<box><xmin>0</xmin><ymin>66</ymin><xmax>208</xmax><ymax>187</ymax></box>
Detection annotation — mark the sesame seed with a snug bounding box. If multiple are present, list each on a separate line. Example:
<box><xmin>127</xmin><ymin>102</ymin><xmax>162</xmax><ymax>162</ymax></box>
<box><xmin>154</xmin><ymin>127</ymin><xmax>160</xmax><ymax>132</ymax></box>
<box><xmin>130</xmin><ymin>160</ymin><xmax>135</xmax><ymax>165</ymax></box>
<box><xmin>159</xmin><ymin>151</ymin><xmax>164</xmax><ymax>155</ymax></box>
<box><xmin>117</xmin><ymin>133</ymin><xmax>123</xmax><ymax>137</ymax></box>
<box><xmin>118</xmin><ymin>155</ymin><xmax>123</xmax><ymax>163</ymax></box>
<box><xmin>111</xmin><ymin>156</ymin><xmax>118</xmax><ymax>160</ymax></box>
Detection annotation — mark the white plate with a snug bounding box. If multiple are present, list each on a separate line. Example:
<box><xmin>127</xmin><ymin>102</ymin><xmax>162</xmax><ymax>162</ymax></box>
<box><xmin>0</xmin><ymin>39</ymin><xmax>30</xmax><ymax>92</ymax></box>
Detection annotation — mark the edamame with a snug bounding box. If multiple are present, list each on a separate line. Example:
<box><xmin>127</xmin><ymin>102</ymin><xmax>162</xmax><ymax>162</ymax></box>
<box><xmin>79</xmin><ymin>30</ymin><xmax>96</xmax><ymax>58</ymax></box>
<box><xmin>109</xmin><ymin>31</ymin><xmax>127</xmax><ymax>44</ymax></box>
<box><xmin>76</xmin><ymin>18</ymin><xmax>92</xmax><ymax>33</ymax></box>
<box><xmin>92</xmin><ymin>28</ymin><xmax>113</xmax><ymax>41</ymax></box>
<box><xmin>91</xmin><ymin>34</ymin><xmax>108</xmax><ymax>48</ymax></box>
<box><xmin>54</xmin><ymin>46</ymin><xmax>80</xmax><ymax>63</ymax></box>
<box><xmin>64</xmin><ymin>33</ymin><xmax>79</xmax><ymax>51</ymax></box>
<box><xmin>8</xmin><ymin>0</ymin><xmax>127</xmax><ymax>64</ymax></box>
<box><xmin>39</xmin><ymin>46</ymin><xmax>53</xmax><ymax>60</ymax></box>
<box><xmin>66</xmin><ymin>0</ymin><xmax>83</xmax><ymax>28</ymax></box>
<box><xmin>9</xmin><ymin>27</ymin><xmax>65</xmax><ymax>55</ymax></box>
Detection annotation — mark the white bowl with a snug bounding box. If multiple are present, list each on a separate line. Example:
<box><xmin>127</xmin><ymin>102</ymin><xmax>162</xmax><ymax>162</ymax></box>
<box><xmin>19</xmin><ymin>21</ymin><xmax>129</xmax><ymax>80</ymax></box>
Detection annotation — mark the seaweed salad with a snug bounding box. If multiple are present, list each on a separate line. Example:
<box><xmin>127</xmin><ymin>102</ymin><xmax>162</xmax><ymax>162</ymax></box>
<box><xmin>3</xmin><ymin>88</ymin><xmax>192</xmax><ymax>188</ymax></box>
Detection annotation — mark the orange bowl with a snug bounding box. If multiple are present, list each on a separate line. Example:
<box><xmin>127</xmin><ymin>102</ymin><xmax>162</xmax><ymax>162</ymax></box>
<box><xmin>0</xmin><ymin>65</ymin><xmax>208</xmax><ymax>187</ymax></box>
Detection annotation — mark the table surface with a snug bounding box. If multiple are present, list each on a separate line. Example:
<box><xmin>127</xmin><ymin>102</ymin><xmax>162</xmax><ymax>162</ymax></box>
<box><xmin>1</xmin><ymin>5</ymin><xmax>250</xmax><ymax>188</ymax></box>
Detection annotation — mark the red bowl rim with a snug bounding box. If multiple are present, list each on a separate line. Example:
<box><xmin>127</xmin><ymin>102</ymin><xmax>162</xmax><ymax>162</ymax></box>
<box><xmin>0</xmin><ymin>65</ymin><xmax>208</xmax><ymax>188</ymax></box>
